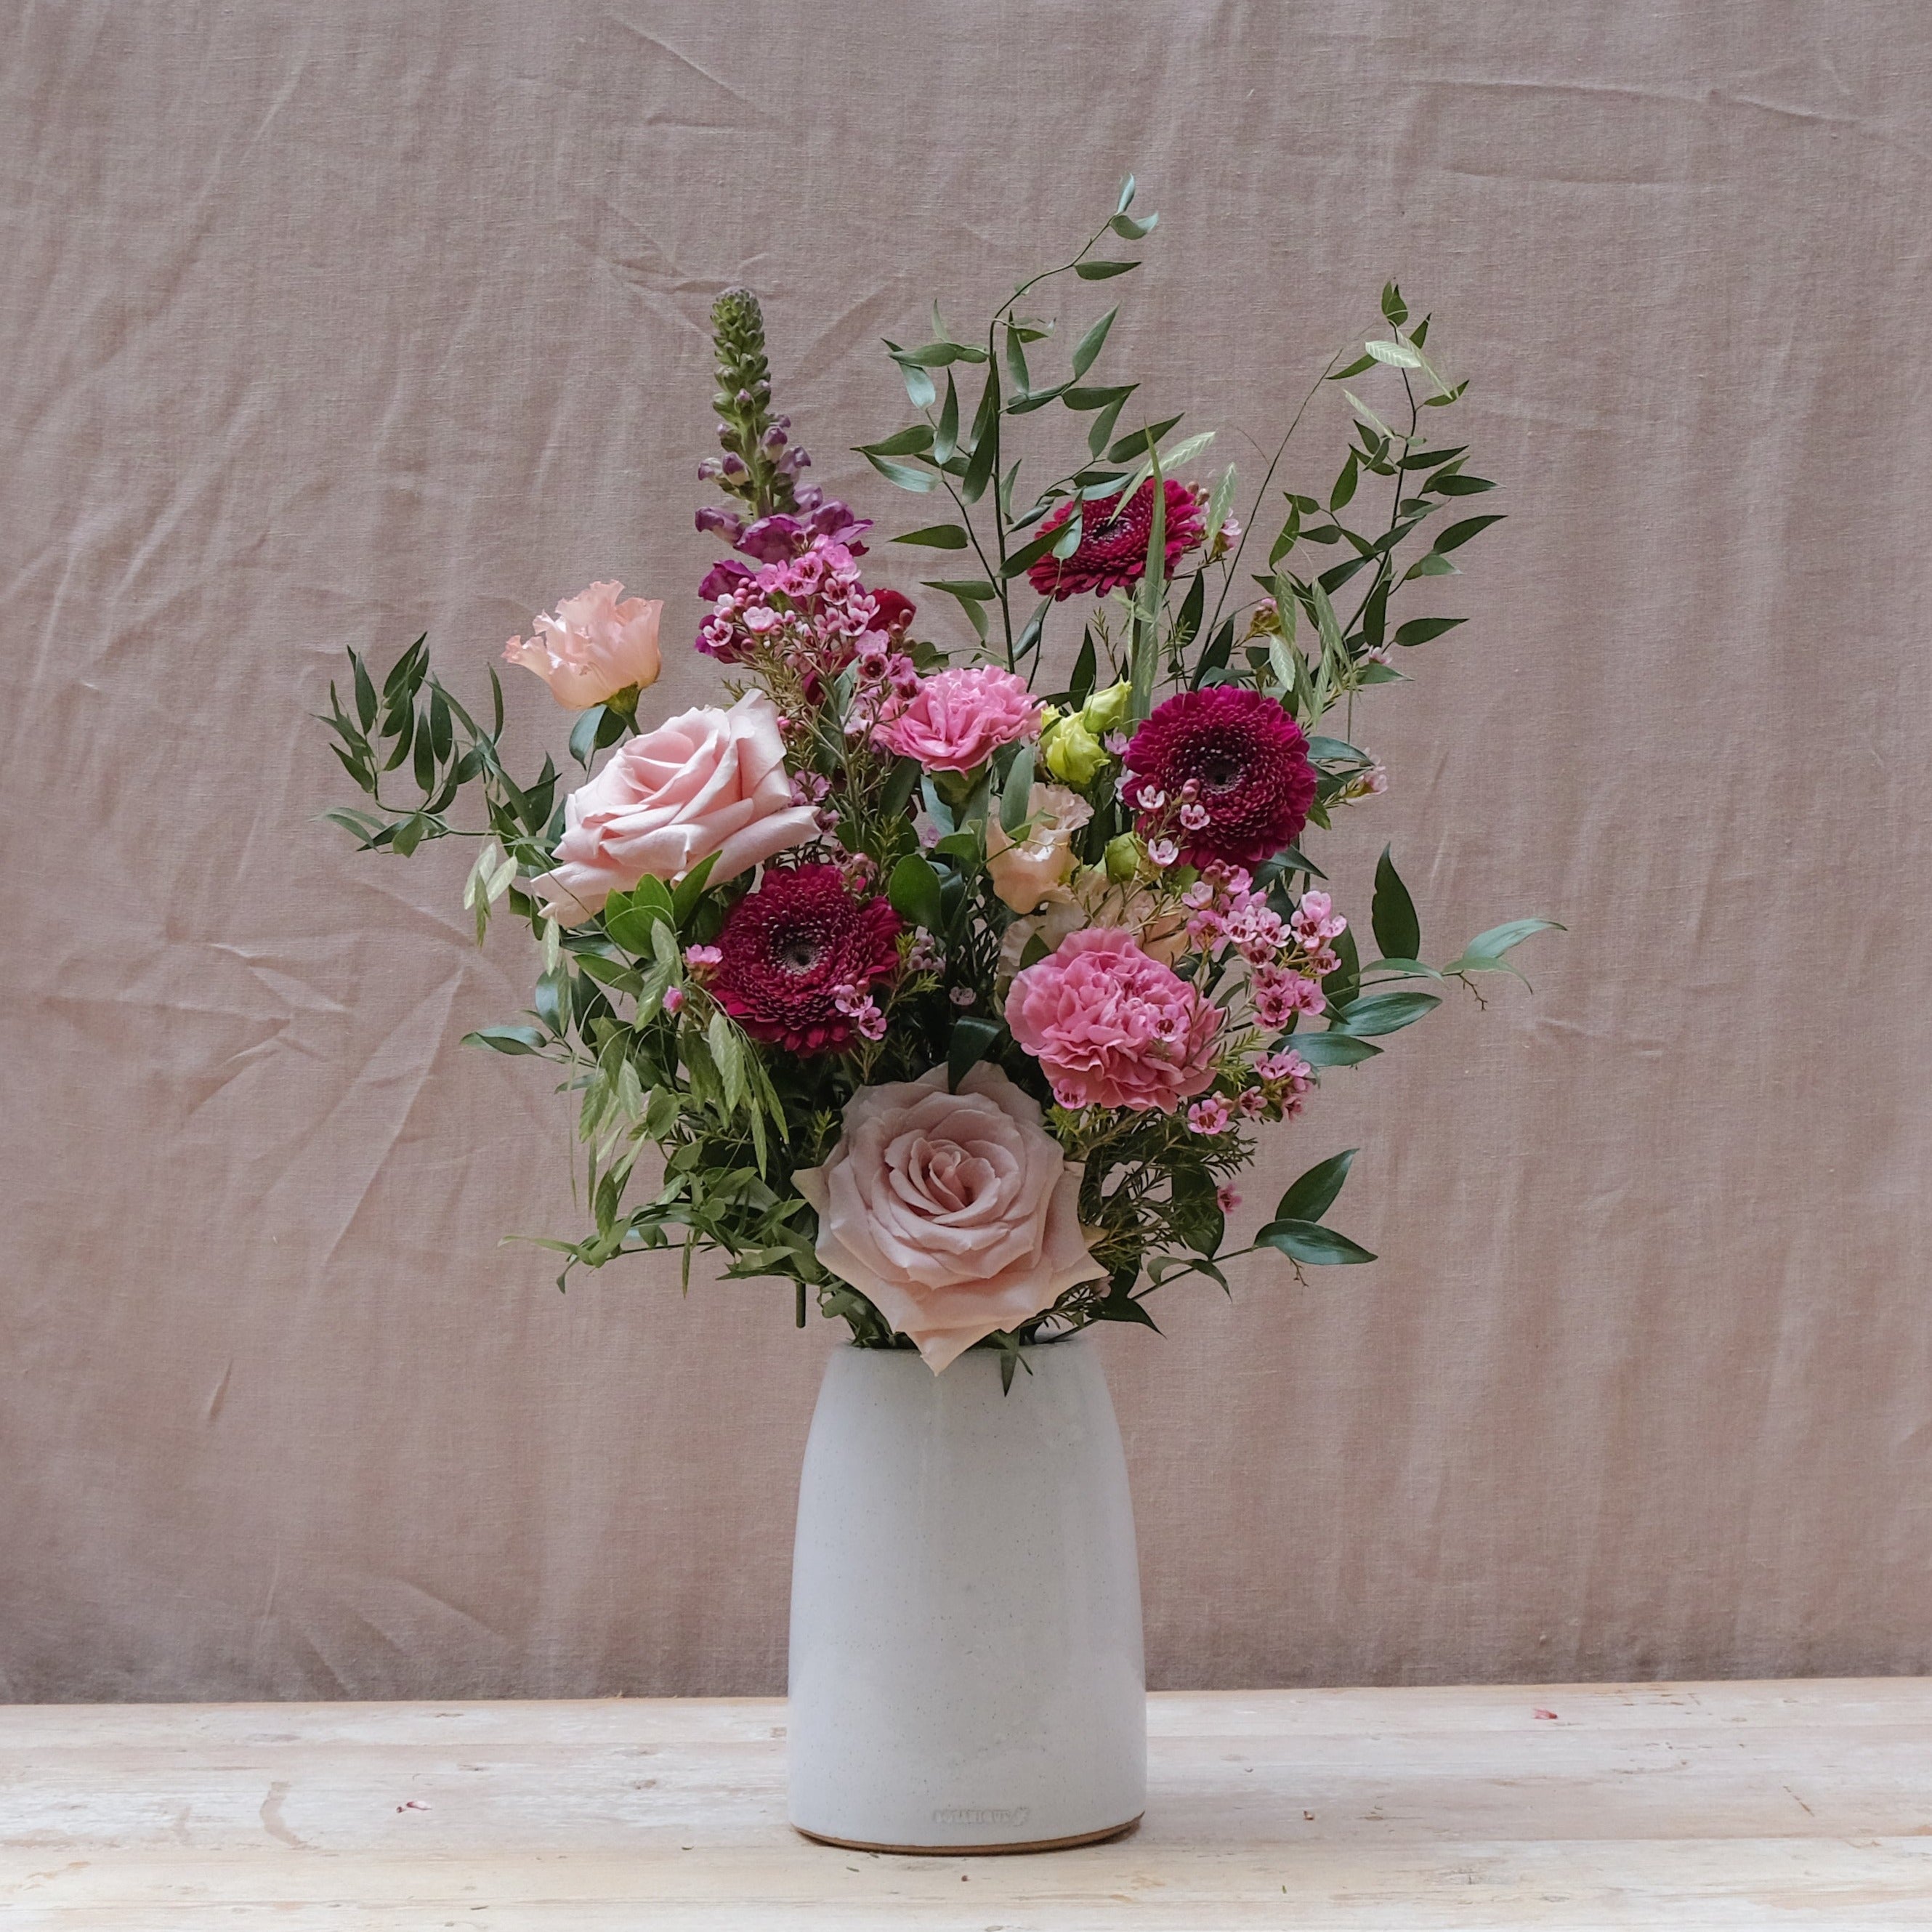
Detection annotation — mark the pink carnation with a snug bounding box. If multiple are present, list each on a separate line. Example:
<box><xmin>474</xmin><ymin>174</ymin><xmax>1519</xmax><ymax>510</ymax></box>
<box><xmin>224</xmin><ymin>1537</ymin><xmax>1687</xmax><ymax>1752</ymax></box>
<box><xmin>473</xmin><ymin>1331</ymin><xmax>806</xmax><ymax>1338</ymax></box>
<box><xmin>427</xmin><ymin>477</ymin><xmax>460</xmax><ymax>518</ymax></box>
<box><xmin>1005</xmin><ymin>928</ymin><xmax>1223</xmax><ymax>1115</ymax></box>
<box><xmin>873</xmin><ymin>666</ymin><xmax>1040</xmax><ymax>773</ymax></box>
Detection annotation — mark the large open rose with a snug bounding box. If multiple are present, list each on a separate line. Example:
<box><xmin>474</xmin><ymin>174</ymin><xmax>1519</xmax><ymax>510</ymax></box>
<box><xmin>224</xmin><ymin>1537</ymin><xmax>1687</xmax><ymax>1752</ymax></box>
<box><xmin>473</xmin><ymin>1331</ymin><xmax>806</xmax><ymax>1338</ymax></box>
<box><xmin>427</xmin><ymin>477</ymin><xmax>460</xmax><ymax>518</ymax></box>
<box><xmin>793</xmin><ymin>1064</ymin><xmax>1104</xmax><ymax>1372</ymax></box>
<box><xmin>531</xmin><ymin>691</ymin><xmax>817</xmax><ymax>923</ymax></box>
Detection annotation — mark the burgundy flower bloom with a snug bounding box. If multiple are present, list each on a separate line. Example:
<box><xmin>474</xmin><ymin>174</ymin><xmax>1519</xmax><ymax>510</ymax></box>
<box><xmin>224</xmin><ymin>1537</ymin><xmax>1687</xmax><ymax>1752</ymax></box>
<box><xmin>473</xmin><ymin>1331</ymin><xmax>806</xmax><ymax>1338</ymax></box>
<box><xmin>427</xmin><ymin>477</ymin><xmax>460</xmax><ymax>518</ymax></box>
<box><xmin>711</xmin><ymin>862</ymin><xmax>902</xmax><ymax>1053</ymax></box>
<box><xmin>1123</xmin><ymin>687</ymin><xmax>1317</xmax><ymax>870</ymax></box>
<box><xmin>868</xmin><ymin>586</ymin><xmax>916</xmax><ymax>635</ymax></box>
<box><xmin>1026</xmin><ymin>479</ymin><xmax>1208</xmax><ymax>602</ymax></box>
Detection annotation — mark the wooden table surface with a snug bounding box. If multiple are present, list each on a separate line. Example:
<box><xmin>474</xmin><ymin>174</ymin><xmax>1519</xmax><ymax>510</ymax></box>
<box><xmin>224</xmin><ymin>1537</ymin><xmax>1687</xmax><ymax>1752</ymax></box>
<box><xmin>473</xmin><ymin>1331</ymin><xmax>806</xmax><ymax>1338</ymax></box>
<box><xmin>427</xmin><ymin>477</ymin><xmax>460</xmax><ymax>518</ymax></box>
<box><xmin>2</xmin><ymin>1681</ymin><xmax>1928</xmax><ymax>1928</ymax></box>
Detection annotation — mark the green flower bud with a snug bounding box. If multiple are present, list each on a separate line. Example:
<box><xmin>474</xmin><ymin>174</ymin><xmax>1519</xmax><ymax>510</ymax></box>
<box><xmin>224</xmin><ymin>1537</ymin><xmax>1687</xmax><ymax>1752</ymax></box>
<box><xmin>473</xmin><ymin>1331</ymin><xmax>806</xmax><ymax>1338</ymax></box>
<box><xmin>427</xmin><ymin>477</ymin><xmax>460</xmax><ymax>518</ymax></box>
<box><xmin>1104</xmin><ymin>831</ymin><xmax>1142</xmax><ymax>881</ymax></box>
<box><xmin>1042</xmin><ymin>714</ymin><xmax>1107</xmax><ymax>786</ymax></box>
<box><xmin>1080</xmin><ymin>680</ymin><xmax>1133</xmax><ymax>735</ymax></box>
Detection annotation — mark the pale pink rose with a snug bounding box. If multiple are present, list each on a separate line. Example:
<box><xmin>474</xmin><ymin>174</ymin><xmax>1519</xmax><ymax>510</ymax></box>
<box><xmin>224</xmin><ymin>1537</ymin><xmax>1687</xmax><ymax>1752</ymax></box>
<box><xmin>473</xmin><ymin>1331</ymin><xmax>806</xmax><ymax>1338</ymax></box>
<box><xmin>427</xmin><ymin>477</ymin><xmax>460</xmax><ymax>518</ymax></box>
<box><xmin>793</xmin><ymin>1064</ymin><xmax>1104</xmax><ymax>1373</ymax></box>
<box><xmin>504</xmin><ymin>581</ymin><xmax>663</xmax><ymax>709</ymax></box>
<box><xmin>531</xmin><ymin>692</ymin><xmax>819</xmax><ymax>923</ymax></box>
<box><xmin>986</xmin><ymin>783</ymin><xmax>1093</xmax><ymax>913</ymax></box>
<box><xmin>873</xmin><ymin>665</ymin><xmax>1040</xmax><ymax>773</ymax></box>
<box><xmin>1006</xmin><ymin>928</ymin><xmax>1223</xmax><ymax>1114</ymax></box>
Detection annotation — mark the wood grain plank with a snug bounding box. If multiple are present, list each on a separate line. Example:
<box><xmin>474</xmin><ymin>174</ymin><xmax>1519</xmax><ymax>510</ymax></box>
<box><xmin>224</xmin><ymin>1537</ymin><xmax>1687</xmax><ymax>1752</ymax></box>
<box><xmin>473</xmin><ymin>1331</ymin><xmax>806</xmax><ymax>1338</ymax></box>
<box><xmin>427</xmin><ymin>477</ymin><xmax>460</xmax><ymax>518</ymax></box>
<box><xmin>1</xmin><ymin>1682</ymin><xmax>1927</xmax><ymax>1928</ymax></box>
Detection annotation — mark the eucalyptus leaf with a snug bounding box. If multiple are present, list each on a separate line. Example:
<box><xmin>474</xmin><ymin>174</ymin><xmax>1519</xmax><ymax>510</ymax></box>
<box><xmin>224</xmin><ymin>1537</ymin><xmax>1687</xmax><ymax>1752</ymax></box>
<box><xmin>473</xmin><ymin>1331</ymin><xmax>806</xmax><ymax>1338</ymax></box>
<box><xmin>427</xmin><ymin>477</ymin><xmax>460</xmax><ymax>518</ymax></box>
<box><xmin>1273</xmin><ymin>1147</ymin><xmax>1357</xmax><ymax>1225</ymax></box>
<box><xmin>888</xmin><ymin>853</ymin><xmax>945</xmax><ymax>934</ymax></box>
<box><xmin>1258</xmin><ymin>1218</ymin><xmax>1375</xmax><ymax>1265</ymax></box>
<box><xmin>1371</xmin><ymin>846</ymin><xmax>1421</xmax><ymax>962</ymax></box>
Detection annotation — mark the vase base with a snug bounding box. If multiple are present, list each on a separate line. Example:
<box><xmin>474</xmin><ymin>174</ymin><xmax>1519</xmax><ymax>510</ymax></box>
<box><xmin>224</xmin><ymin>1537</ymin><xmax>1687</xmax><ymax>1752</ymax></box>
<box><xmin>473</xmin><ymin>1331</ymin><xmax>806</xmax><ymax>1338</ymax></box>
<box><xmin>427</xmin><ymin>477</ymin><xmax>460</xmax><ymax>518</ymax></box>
<box><xmin>793</xmin><ymin>1814</ymin><xmax>1141</xmax><ymax>1857</ymax></box>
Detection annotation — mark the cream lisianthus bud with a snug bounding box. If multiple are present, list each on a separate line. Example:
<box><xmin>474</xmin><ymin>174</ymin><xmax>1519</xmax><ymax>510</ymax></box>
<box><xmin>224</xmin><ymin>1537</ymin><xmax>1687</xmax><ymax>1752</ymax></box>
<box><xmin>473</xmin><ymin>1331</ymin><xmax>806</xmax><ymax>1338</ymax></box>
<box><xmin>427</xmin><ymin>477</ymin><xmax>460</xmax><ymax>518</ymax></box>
<box><xmin>986</xmin><ymin>784</ymin><xmax>1094</xmax><ymax>913</ymax></box>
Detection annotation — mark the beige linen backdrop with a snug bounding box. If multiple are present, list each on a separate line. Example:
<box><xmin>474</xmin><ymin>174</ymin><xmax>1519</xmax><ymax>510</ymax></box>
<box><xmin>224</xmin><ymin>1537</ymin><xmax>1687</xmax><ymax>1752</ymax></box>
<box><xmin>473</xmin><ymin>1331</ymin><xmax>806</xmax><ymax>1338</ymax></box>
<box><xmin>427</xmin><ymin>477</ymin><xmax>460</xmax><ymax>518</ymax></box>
<box><xmin>4</xmin><ymin>1</ymin><xmax>1928</xmax><ymax>1702</ymax></box>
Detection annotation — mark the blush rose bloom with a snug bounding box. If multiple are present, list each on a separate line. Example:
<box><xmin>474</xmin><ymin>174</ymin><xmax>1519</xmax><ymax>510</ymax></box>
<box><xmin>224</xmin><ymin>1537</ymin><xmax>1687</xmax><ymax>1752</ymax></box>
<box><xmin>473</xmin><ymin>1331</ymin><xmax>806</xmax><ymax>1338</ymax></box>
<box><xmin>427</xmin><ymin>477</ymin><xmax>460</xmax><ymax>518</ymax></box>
<box><xmin>793</xmin><ymin>1064</ymin><xmax>1105</xmax><ymax>1373</ymax></box>
<box><xmin>873</xmin><ymin>665</ymin><xmax>1040</xmax><ymax>774</ymax></box>
<box><xmin>531</xmin><ymin>691</ymin><xmax>818</xmax><ymax>923</ymax></box>
<box><xmin>504</xmin><ymin>581</ymin><xmax>663</xmax><ymax>710</ymax></box>
<box><xmin>1006</xmin><ymin>927</ymin><xmax>1223</xmax><ymax>1113</ymax></box>
<box><xmin>985</xmin><ymin>783</ymin><xmax>1093</xmax><ymax>913</ymax></box>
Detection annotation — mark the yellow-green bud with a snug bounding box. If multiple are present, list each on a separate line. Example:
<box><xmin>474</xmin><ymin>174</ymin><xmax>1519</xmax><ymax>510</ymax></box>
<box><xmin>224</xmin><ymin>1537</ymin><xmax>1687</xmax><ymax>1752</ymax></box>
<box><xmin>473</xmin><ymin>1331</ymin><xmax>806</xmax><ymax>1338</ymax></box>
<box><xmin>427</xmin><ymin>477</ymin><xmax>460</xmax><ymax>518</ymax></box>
<box><xmin>1042</xmin><ymin>714</ymin><xmax>1107</xmax><ymax>785</ymax></box>
<box><xmin>1104</xmin><ymin>831</ymin><xmax>1142</xmax><ymax>881</ymax></box>
<box><xmin>1080</xmin><ymin>680</ymin><xmax>1133</xmax><ymax>735</ymax></box>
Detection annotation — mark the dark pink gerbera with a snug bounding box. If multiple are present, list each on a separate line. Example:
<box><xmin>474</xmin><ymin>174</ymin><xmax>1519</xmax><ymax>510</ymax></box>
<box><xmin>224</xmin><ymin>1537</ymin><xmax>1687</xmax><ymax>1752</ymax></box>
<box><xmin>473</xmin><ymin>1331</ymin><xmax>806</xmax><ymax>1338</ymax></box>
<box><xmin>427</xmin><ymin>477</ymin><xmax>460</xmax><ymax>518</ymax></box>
<box><xmin>711</xmin><ymin>863</ymin><xmax>902</xmax><ymax>1053</ymax></box>
<box><xmin>1026</xmin><ymin>479</ymin><xmax>1208</xmax><ymax>601</ymax></box>
<box><xmin>1123</xmin><ymin>687</ymin><xmax>1317</xmax><ymax>870</ymax></box>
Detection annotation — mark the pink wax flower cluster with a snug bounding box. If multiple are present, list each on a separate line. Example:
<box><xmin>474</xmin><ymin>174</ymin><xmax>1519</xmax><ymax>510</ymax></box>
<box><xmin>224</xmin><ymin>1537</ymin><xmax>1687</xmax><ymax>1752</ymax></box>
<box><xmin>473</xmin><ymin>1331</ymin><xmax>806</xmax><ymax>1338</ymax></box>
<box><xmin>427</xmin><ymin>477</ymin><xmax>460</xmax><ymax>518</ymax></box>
<box><xmin>873</xmin><ymin>665</ymin><xmax>1042</xmax><ymax>774</ymax></box>
<box><xmin>1005</xmin><ymin>928</ymin><xmax>1222</xmax><ymax>1114</ymax></box>
<box><xmin>696</xmin><ymin>536</ymin><xmax>897</xmax><ymax>681</ymax></box>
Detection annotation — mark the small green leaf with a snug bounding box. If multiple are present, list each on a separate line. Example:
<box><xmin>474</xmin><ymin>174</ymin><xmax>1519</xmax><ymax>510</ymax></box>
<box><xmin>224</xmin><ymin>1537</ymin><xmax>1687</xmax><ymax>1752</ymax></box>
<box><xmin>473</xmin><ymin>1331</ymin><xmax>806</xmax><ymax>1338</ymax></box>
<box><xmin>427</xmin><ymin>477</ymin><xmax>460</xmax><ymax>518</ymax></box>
<box><xmin>933</xmin><ymin>373</ymin><xmax>959</xmax><ymax>464</ymax></box>
<box><xmin>1285</xmin><ymin>1032</ymin><xmax>1382</xmax><ymax>1068</ymax></box>
<box><xmin>1108</xmin><ymin>210</ymin><xmax>1157</xmax><ymax>240</ymax></box>
<box><xmin>1364</xmin><ymin>339</ymin><xmax>1424</xmax><ymax>368</ymax></box>
<box><xmin>1001</xmin><ymin>743</ymin><xmax>1036</xmax><ymax>835</ymax></box>
<box><xmin>569</xmin><ymin>704</ymin><xmax>607</xmax><ymax>769</ymax></box>
<box><xmin>1258</xmin><ymin>1218</ymin><xmax>1376</xmax><ymax>1265</ymax></box>
<box><xmin>463</xmin><ymin>1025</ymin><xmax>547</xmax><ymax>1056</ymax></box>
<box><xmin>1371</xmin><ymin>846</ymin><xmax>1421</xmax><ymax>962</ymax></box>
<box><xmin>1115</xmin><ymin>172</ymin><xmax>1136</xmax><ymax>214</ymax></box>
<box><xmin>1444</xmin><ymin>918</ymin><xmax>1565</xmax><ymax>974</ymax></box>
<box><xmin>899</xmin><ymin>360</ymin><xmax>937</xmax><ymax>410</ymax></box>
<box><xmin>1070</xmin><ymin>307</ymin><xmax>1117</xmax><ymax>379</ymax></box>
<box><xmin>350</xmin><ymin>653</ymin><xmax>378</xmax><ymax>730</ymax></box>
<box><xmin>671</xmin><ymin>851</ymin><xmax>721</xmax><ymax>926</ymax></box>
<box><xmin>863</xmin><ymin>452</ymin><xmax>939</xmax><ymax>493</ymax></box>
<box><xmin>893</xmin><ymin>522</ymin><xmax>971</xmax><ymax>550</ymax></box>
<box><xmin>888</xmin><ymin>853</ymin><xmax>945</xmax><ymax>934</ymax></box>
<box><xmin>861</xmin><ymin>424</ymin><xmax>937</xmax><ymax>457</ymax></box>
<box><xmin>1070</xmin><ymin>630</ymin><xmax>1097</xmax><ymax>706</ymax></box>
<box><xmin>922</xmin><ymin>577</ymin><xmax>998</xmax><ymax>600</ymax></box>
<box><xmin>1433</xmin><ymin>513</ymin><xmax>1505</xmax><ymax>554</ymax></box>
<box><xmin>1274</xmin><ymin>1148</ymin><xmax>1357</xmax><ymax>1225</ymax></box>
<box><xmin>1404</xmin><ymin>552</ymin><xmax>1458</xmax><ymax>580</ymax></box>
<box><xmin>1074</xmin><ymin>259</ymin><xmax>1140</xmax><ymax>280</ymax></box>
<box><xmin>1393</xmin><ymin>615</ymin><xmax>1466</xmax><ymax>647</ymax></box>
<box><xmin>947</xmin><ymin>1014</ymin><xmax>1002</xmax><ymax>1092</ymax></box>
<box><xmin>1334</xmin><ymin>990</ymin><xmax>1442</xmax><ymax>1036</ymax></box>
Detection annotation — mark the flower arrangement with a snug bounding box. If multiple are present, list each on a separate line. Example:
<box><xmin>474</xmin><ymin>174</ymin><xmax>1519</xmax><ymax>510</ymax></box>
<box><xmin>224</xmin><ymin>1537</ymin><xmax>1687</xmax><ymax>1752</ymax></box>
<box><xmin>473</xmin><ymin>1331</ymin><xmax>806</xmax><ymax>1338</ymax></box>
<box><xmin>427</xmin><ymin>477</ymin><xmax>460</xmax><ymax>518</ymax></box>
<box><xmin>320</xmin><ymin>180</ymin><xmax>1556</xmax><ymax>1379</ymax></box>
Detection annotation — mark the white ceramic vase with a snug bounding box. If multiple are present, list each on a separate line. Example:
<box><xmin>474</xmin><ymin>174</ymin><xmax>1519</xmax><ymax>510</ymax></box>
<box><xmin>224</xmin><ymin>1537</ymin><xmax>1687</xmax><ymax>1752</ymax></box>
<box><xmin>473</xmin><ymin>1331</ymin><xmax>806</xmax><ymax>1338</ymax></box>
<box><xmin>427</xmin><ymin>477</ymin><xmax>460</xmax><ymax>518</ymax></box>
<box><xmin>787</xmin><ymin>1334</ymin><xmax>1145</xmax><ymax>1854</ymax></box>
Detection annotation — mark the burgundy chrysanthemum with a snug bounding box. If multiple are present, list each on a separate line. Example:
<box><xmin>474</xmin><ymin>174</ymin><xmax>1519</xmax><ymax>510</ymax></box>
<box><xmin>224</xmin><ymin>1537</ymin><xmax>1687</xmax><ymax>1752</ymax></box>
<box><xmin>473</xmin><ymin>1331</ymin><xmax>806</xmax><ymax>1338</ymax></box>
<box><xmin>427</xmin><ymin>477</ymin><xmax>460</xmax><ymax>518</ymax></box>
<box><xmin>1026</xmin><ymin>479</ymin><xmax>1208</xmax><ymax>601</ymax></box>
<box><xmin>711</xmin><ymin>863</ymin><xmax>902</xmax><ymax>1053</ymax></box>
<box><xmin>1123</xmin><ymin>687</ymin><xmax>1317</xmax><ymax>870</ymax></box>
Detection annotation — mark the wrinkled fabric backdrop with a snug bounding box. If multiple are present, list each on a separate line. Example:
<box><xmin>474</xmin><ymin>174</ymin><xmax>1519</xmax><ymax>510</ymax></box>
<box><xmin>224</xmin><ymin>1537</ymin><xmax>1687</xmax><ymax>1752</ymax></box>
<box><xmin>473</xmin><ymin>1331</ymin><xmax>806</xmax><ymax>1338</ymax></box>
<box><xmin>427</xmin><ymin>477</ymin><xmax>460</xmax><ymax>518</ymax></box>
<box><xmin>3</xmin><ymin>0</ymin><xmax>1928</xmax><ymax>1702</ymax></box>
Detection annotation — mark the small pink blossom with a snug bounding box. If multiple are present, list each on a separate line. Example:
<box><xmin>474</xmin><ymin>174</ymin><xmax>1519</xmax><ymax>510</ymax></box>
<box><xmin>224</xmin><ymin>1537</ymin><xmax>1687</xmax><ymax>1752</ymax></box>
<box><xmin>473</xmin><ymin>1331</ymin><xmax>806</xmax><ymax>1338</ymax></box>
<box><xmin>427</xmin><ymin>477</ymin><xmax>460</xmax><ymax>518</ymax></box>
<box><xmin>1291</xmin><ymin>890</ymin><xmax>1347</xmax><ymax>947</ymax></box>
<box><xmin>1147</xmin><ymin>837</ymin><xmax>1179</xmax><ymax>869</ymax></box>
<box><xmin>1187</xmin><ymin>1096</ymin><xmax>1232</xmax><ymax>1135</ymax></box>
<box><xmin>949</xmin><ymin>985</ymin><xmax>977</xmax><ymax>1007</ymax></box>
<box><xmin>1216</xmin><ymin>1185</ymin><xmax>1241</xmax><ymax>1212</ymax></box>
<box><xmin>873</xmin><ymin>666</ymin><xmax>1041</xmax><ymax>773</ymax></box>
<box><xmin>1179</xmin><ymin>802</ymin><xmax>1210</xmax><ymax>831</ymax></box>
<box><xmin>684</xmin><ymin>944</ymin><xmax>723</xmax><ymax>971</ymax></box>
<box><xmin>661</xmin><ymin>985</ymin><xmax>685</xmax><ymax>1017</ymax></box>
<box><xmin>855</xmin><ymin>1001</ymin><xmax>889</xmax><ymax>1041</ymax></box>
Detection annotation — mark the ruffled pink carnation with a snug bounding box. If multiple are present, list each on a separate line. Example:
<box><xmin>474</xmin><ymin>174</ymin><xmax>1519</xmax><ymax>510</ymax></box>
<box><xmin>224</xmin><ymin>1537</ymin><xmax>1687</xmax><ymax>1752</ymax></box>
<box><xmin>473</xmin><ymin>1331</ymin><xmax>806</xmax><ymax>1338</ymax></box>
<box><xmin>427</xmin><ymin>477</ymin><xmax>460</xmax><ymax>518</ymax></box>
<box><xmin>1005</xmin><ymin>928</ymin><xmax>1223</xmax><ymax>1114</ymax></box>
<box><xmin>873</xmin><ymin>666</ymin><xmax>1041</xmax><ymax>773</ymax></box>
<box><xmin>1026</xmin><ymin>479</ymin><xmax>1208</xmax><ymax>602</ymax></box>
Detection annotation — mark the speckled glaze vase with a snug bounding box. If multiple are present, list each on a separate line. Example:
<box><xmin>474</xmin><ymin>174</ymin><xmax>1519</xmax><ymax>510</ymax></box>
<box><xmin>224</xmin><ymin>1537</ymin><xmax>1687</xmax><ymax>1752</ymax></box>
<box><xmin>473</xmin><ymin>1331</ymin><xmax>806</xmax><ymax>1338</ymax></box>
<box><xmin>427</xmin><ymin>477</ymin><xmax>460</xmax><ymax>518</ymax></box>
<box><xmin>786</xmin><ymin>1335</ymin><xmax>1145</xmax><ymax>1854</ymax></box>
